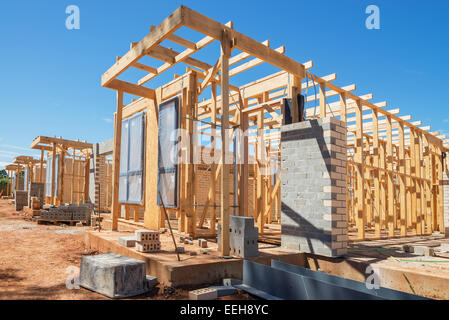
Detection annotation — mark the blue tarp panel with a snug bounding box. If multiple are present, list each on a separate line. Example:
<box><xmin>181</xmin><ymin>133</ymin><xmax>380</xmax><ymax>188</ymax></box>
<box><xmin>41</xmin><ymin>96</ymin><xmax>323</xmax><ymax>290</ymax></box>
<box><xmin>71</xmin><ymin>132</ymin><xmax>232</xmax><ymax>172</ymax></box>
<box><xmin>119</xmin><ymin>111</ymin><xmax>145</xmax><ymax>204</ymax></box>
<box><xmin>157</xmin><ymin>96</ymin><xmax>180</xmax><ymax>208</ymax></box>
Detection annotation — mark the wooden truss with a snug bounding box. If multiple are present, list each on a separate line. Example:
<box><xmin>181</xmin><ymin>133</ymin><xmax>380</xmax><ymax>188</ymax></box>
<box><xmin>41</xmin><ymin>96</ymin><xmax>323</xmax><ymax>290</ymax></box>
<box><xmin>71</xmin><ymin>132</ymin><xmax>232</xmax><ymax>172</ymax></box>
<box><xmin>102</xmin><ymin>6</ymin><xmax>448</xmax><ymax>254</ymax></box>
<box><xmin>30</xmin><ymin>136</ymin><xmax>92</xmax><ymax>206</ymax></box>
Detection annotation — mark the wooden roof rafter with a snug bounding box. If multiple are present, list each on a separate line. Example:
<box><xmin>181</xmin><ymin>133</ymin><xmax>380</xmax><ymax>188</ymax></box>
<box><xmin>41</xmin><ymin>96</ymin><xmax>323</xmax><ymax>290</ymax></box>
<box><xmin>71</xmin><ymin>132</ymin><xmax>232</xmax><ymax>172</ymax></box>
<box><xmin>13</xmin><ymin>155</ymin><xmax>40</xmax><ymax>165</ymax></box>
<box><xmin>101</xmin><ymin>6</ymin><xmax>306</xmax><ymax>99</ymax></box>
<box><xmin>30</xmin><ymin>136</ymin><xmax>92</xmax><ymax>151</ymax></box>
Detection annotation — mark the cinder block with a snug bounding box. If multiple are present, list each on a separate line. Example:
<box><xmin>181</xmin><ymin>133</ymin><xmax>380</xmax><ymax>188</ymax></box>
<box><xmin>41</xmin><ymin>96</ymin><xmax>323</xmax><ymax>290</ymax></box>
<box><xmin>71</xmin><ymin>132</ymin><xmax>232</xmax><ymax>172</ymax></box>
<box><xmin>223</xmin><ymin>278</ymin><xmax>242</xmax><ymax>286</ymax></box>
<box><xmin>145</xmin><ymin>275</ymin><xmax>158</xmax><ymax>289</ymax></box>
<box><xmin>198</xmin><ymin>239</ymin><xmax>208</xmax><ymax>248</ymax></box>
<box><xmin>440</xmin><ymin>243</ymin><xmax>449</xmax><ymax>252</ymax></box>
<box><xmin>136</xmin><ymin>241</ymin><xmax>161</xmax><ymax>253</ymax></box>
<box><xmin>135</xmin><ymin>229</ymin><xmax>160</xmax><ymax>242</ymax></box>
<box><xmin>403</xmin><ymin>245</ymin><xmax>435</xmax><ymax>256</ymax></box>
<box><xmin>209</xmin><ymin>286</ymin><xmax>238</xmax><ymax>297</ymax></box>
<box><xmin>229</xmin><ymin>216</ymin><xmax>259</xmax><ymax>258</ymax></box>
<box><xmin>119</xmin><ymin>236</ymin><xmax>137</xmax><ymax>247</ymax></box>
<box><xmin>176</xmin><ymin>246</ymin><xmax>185</xmax><ymax>254</ymax></box>
<box><xmin>188</xmin><ymin>288</ymin><xmax>218</xmax><ymax>300</ymax></box>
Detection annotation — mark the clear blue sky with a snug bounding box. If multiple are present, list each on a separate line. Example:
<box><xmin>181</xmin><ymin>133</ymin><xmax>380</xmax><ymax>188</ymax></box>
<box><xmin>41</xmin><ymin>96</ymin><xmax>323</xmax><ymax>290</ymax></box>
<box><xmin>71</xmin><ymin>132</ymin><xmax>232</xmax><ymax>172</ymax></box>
<box><xmin>0</xmin><ymin>0</ymin><xmax>448</xmax><ymax>169</ymax></box>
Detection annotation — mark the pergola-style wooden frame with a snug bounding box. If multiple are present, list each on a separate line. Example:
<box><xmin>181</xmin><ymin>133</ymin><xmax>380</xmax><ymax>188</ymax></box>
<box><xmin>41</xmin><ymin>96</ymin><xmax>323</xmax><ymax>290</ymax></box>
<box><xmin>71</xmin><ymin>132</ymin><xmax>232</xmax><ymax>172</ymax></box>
<box><xmin>12</xmin><ymin>155</ymin><xmax>41</xmax><ymax>192</ymax></box>
<box><xmin>30</xmin><ymin>136</ymin><xmax>93</xmax><ymax>206</ymax></box>
<box><xmin>5</xmin><ymin>164</ymin><xmax>24</xmax><ymax>197</ymax></box>
<box><xmin>102</xmin><ymin>6</ymin><xmax>448</xmax><ymax>255</ymax></box>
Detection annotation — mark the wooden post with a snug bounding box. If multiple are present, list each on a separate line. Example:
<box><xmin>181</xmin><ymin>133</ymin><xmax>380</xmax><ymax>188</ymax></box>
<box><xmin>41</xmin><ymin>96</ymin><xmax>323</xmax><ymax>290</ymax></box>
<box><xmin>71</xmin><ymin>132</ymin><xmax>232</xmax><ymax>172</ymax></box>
<box><xmin>59</xmin><ymin>148</ymin><xmax>65</xmax><ymax>204</ymax></box>
<box><xmin>410</xmin><ymin>128</ymin><xmax>417</xmax><ymax>234</ymax></box>
<box><xmin>386</xmin><ymin>116</ymin><xmax>394</xmax><ymax>237</ymax></box>
<box><xmin>84</xmin><ymin>153</ymin><xmax>90</xmax><ymax>203</ymax></box>
<box><xmin>437</xmin><ymin>148</ymin><xmax>444</xmax><ymax>232</ymax></box>
<box><xmin>71</xmin><ymin>148</ymin><xmax>75</xmax><ymax>203</ymax></box>
<box><xmin>355</xmin><ymin>100</ymin><xmax>364</xmax><ymax>240</ymax></box>
<box><xmin>51</xmin><ymin>143</ymin><xmax>56</xmax><ymax>205</ymax></box>
<box><xmin>39</xmin><ymin>149</ymin><xmax>44</xmax><ymax>182</ymax></box>
<box><xmin>319</xmin><ymin>83</ymin><xmax>326</xmax><ymax>119</ymax></box>
<box><xmin>256</xmin><ymin>108</ymin><xmax>265</xmax><ymax>234</ymax></box>
<box><xmin>111</xmin><ymin>91</ymin><xmax>124</xmax><ymax>231</ymax></box>
<box><xmin>210</xmin><ymin>83</ymin><xmax>218</xmax><ymax>231</ymax></box>
<box><xmin>339</xmin><ymin>93</ymin><xmax>347</xmax><ymax>123</ymax></box>
<box><xmin>6</xmin><ymin>170</ymin><xmax>10</xmax><ymax>197</ymax></box>
<box><xmin>239</xmin><ymin>97</ymin><xmax>249</xmax><ymax>217</ymax></box>
<box><xmin>424</xmin><ymin>136</ymin><xmax>432</xmax><ymax>234</ymax></box>
<box><xmin>287</xmin><ymin>75</ymin><xmax>301</xmax><ymax>123</ymax></box>
<box><xmin>372</xmin><ymin>109</ymin><xmax>381</xmax><ymax>237</ymax></box>
<box><xmin>220</xmin><ymin>29</ymin><xmax>231</xmax><ymax>256</ymax></box>
<box><xmin>398</xmin><ymin>122</ymin><xmax>407</xmax><ymax>236</ymax></box>
<box><xmin>418</xmin><ymin>133</ymin><xmax>425</xmax><ymax>234</ymax></box>
<box><xmin>415</xmin><ymin>130</ymin><xmax>422</xmax><ymax>235</ymax></box>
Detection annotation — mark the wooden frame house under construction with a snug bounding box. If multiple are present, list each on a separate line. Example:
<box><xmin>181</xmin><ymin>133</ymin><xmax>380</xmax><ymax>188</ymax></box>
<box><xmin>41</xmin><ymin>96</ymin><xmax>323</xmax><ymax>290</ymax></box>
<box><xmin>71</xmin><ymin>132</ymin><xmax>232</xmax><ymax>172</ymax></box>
<box><xmin>30</xmin><ymin>136</ymin><xmax>92</xmax><ymax>206</ymax></box>
<box><xmin>102</xmin><ymin>6</ymin><xmax>449</xmax><ymax>256</ymax></box>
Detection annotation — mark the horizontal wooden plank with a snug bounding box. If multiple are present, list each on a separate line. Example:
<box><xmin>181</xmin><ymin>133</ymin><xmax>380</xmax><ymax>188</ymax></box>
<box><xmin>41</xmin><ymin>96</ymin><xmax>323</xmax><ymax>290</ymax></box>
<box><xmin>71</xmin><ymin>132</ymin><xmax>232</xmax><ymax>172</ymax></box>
<box><xmin>106</xmin><ymin>79</ymin><xmax>156</xmax><ymax>99</ymax></box>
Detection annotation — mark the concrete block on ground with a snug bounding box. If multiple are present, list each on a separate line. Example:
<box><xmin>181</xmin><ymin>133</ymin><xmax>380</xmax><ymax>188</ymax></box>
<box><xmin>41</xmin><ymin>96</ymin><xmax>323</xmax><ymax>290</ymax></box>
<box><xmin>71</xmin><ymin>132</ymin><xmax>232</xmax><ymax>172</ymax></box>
<box><xmin>403</xmin><ymin>245</ymin><xmax>435</xmax><ymax>256</ymax></box>
<box><xmin>209</xmin><ymin>285</ymin><xmax>238</xmax><ymax>297</ymax></box>
<box><xmin>176</xmin><ymin>246</ymin><xmax>185</xmax><ymax>254</ymax></box>
<box><xmin>118</xmin><ymin>236</ymin><xmax>137</xmax><ymax>247</ymax></box>
<box><xmin>135</xmin><ymin>229</ymin><xmax>160</xmax><ymax>242</ymax></box>
<box><xmin>198</xmin><ymin>239</ymin><xmax>208</xmax><ymax>248</ymax></box>
<box><xmin>14</xmin><ymin>190</ymin><xmax>28</xmax><ymax>211</ymax></box>
<box><xmin>136</xmin><ymin>241</ymin><xmax>161</xmax><ymax>253</ymax></box>
<box><xmin>229</xmin><ymin>216</ymin><xmax>259</xmax><ymax>258</ymax></box>
<box><xmin>145</xmin><ymin>275</ymin><xmax>158</xmax><ymax>289</ymax></box>
<box><xmin>440</xmin><ymin>243</ymin><xmax>449</xmax><ymax>252</ymax></box>
<box><xmin>76</xmin><ymin>222</ymin><xmax>83</xmax><ymax>227</ymax></box>
<box><xmin>79</xmin><ymin>252</ymin><xmax>149</xmax><ymax>298</ymax></box>
<box><xmin>223</xmin><ymin>278</ymin><xmax>243</xmax><ymax>287</ymax></box>
<box><xmin>189</xmin><ymin>288</ymin><xmax>218</xmax><ymax>300</ymax></box>
<box><xmin>28</xmin><ymin>182</ymin><xmax>44</xmax><ymax>208</ymax></box>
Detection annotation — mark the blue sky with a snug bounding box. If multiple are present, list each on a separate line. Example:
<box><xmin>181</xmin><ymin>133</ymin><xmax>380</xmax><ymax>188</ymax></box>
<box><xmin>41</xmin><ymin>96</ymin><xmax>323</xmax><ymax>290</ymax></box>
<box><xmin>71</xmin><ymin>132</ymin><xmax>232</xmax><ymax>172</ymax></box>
<box><xmin>0</xmin><ymin>0</ymin><xmax>448</xmax><ymax>168</ymax></box>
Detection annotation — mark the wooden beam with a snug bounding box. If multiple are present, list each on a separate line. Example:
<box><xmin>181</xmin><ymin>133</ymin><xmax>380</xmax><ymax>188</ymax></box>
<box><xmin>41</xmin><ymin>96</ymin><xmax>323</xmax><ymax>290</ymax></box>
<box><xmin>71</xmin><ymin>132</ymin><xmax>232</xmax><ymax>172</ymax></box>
<box><xmin>150</xmin><ymin>25</ymin><xmax>197</xmax><ymax>50</ymax></box>
<box><xmin>182</xmin><ymin>6</ymin><xmax>305</xmax><ymax>78</ymax></box>
<box><xmin>111</xmin><ymin>91</ymin><xmax>124</xmax><ymax>231</ymax></box>
<box><xmin>102</xmin><ymin>6</ymin><xmax>183</xmax><ymax>86</ymax></box>
<box><xmin>220</xmin><ymin>29</ymin><xmax>231</xmax><ymax>256</ymax></box>
<box><xmin>106</xmin><ymin>79</ymin><xmax>156</xmax><ymax>99</ymax></box>
<box><xmin>355</xmin><ymin>100</ymin><xmax>364</xmax><ymax>240</ymax></box>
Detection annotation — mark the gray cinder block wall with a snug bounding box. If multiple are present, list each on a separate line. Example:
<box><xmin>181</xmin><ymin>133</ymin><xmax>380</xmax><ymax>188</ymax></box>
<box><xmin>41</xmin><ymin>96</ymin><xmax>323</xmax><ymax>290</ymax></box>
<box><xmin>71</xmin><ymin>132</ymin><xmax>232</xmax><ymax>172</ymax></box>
<box><xmin>443</xmin><ymin>172</ymin><xmax>449</xmax><ymax>237</ymax></box>
<box><xmin>28</xmin><ymin>182</ymin><xmax>44</xmax><ymax>208</ymax></box>
<box><xmin>89</xmin><ymin>139</ymin><xmax>113</xmax><ymax>212</ymax></box>
<box><xmin>280</xmin><ymin>117</ymin><xmax>347</xmax><ymax>257</ymax></box>
<box><xmin>15</xmin><ymin>190</ymin><xmax>28</xmax><ymax>211</ymax></box>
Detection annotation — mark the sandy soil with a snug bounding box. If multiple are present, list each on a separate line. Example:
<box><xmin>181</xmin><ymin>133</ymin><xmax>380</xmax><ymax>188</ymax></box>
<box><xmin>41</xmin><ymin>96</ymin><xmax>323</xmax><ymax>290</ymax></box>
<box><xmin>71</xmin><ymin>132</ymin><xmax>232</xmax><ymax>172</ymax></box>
<box><xmin>0</xmin><ymin>199</ymin><xmax>252</xmax><ymax>300</ymax></box>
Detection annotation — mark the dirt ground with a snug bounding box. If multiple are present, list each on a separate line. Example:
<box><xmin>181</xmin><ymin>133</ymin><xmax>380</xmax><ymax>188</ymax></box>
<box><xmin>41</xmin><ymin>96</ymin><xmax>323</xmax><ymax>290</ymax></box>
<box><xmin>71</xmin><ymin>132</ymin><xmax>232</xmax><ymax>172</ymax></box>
<box><xmin>0</xmin><ymin>199</ymin><xmax>252</xmax><ymax>300</ymax></box>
